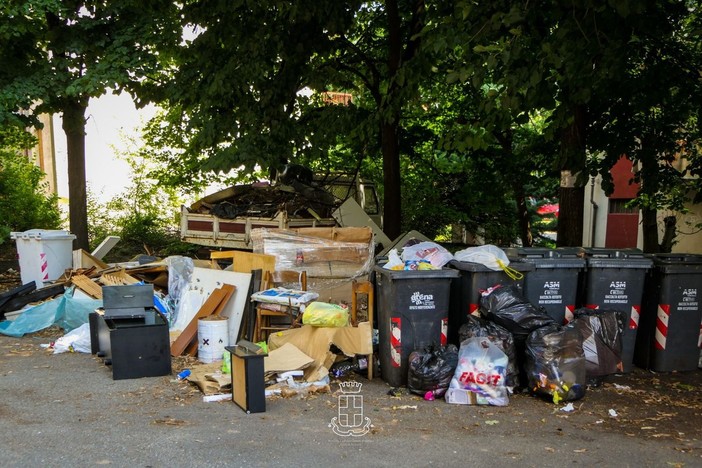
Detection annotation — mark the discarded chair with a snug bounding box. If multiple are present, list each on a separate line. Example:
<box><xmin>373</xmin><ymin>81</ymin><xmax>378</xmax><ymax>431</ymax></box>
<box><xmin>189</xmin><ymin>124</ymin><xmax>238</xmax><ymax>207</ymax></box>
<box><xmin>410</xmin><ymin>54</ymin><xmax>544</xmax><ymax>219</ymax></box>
<box><xmin>253</xmin><ymin>270</ymin><xmax>308</xmax><ymax>343</ymax></box>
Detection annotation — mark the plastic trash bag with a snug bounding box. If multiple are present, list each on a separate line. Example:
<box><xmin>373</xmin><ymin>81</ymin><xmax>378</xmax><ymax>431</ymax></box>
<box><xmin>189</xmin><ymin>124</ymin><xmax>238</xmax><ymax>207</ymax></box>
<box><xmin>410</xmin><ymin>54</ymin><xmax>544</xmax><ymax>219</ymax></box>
<box><xmin>572</xmin><ymin>308</ymin><xmax>625</xmax><ymax>382</ymax></box>
<box><xmin>52</xmin><ymin>323</ymin><xmax>92</xmax><ymax>354</ymax></box>
<box><xmin>446</xmin><ymin>337</ymin><xmax>509</xmax><ymax>406</ymax></box>
<box><xmin>301</xmin><ymin>301</ymin><xmax>349</xmax><ymax>328</ymax></box>
<box><xmin>383</xmin><ymin>248</ymin><xmax>405</xmax><ymax>270</ymax></box>
<box><xmin>407</xmin><ymin>344</ymin><xmax>459</xmax><ymax>398</ymax></box>
<box><xmin>401</xmin><ymin>241</ymin><xmax>454</xmax><ymax>269</ymax></box>
<box><xmin>480</xmin><ymin>285</ymin><xmax>555</xmax><ymax>344</ymax></box>
<box><xmin>458</xmin><ymin>315</ymin><xmax>519</xmax><ymax>389</ymax></box>
<box><xmin>525</xmin><ymin>323</ymin><xmax>586</xmax><ymax>404</ymax></box>
<box><xmin>454</xmin><ymin>245</ymin><xmax>522</xmax><ymax>279</ymax></box>
<box><xmin>0</xmin><ymin>288</ymin><xmax>101</xmax><ymax>338</ymax></box>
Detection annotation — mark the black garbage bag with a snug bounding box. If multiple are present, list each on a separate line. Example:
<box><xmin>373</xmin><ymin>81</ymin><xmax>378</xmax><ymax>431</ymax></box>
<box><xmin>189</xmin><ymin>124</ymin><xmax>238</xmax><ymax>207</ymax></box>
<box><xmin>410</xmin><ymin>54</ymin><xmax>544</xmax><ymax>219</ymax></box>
<box><xmin>458</xmin><ymin>315</ymin><xmax>519</xmax><ymax>388</ymax></box>
<box><xmin>572</xmin><ymin>308</ymin><xmax>625</xmax><ymax>383</ymax></box>
<box><xmin>407</xmin><ymin>344</ymin><xmax>459</xmax><ymax>398</ymax></box>
<box><xmin>479</xmin><ymin>285</ymin><xmax>555</xmax><ymax>344</ymax></box>
<box><xmin>525</xmin><ymin>323</ymin><xmax>586</xmax><ymax>404</ymax></box>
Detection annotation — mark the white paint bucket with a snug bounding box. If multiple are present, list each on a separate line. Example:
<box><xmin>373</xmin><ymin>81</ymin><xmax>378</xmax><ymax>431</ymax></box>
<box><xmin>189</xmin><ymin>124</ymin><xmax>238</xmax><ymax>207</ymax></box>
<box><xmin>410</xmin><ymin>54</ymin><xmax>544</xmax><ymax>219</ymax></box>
<box><xmin>197</xmin><ymin>316</ymin><xmax>229</xmax><ymax>363</ymax></box>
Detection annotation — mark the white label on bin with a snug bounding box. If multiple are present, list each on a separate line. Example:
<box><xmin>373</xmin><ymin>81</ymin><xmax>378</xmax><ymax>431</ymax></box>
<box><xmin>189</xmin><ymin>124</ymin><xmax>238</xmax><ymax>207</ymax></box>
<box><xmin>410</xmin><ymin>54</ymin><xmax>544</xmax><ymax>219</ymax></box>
<box><xmin>409</xmin><ymin>291</ymin><xmax>435</xmax><ymax>310</ymax></box>
<box><xmin>679</xmin><ymin>289</ymin><xmax>698</xmax><ymax>311</ymax></box>
<box><xmin>605</xmin><ymin>281</ymin><xmax>629</xmax><ymax>304</ymax></box>
<box><xmin>539</xmin><ymin>281</ymin><xmax>563</xmax><ymax>304</ymax></box>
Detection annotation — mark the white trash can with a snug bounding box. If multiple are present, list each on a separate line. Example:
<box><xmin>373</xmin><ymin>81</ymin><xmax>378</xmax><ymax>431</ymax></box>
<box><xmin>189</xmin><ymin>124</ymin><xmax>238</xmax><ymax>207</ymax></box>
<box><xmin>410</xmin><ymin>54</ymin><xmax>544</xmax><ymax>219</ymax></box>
<box><xmin>10</xmin><ymin>229</ymin><xmax>76</xmax><ymax>286</ymax></box>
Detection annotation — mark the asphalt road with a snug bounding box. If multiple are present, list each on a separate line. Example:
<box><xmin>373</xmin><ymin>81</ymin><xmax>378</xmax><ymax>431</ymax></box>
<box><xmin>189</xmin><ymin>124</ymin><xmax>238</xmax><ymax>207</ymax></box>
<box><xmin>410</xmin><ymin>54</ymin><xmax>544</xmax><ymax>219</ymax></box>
<box><xmin>1</xmin><ymin>330</ymin><xmax>701</xmax><ymax>468</ymax></box>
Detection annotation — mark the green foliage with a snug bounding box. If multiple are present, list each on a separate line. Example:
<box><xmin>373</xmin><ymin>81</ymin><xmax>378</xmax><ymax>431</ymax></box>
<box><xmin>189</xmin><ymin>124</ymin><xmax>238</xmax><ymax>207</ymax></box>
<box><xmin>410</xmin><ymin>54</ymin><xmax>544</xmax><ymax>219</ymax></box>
<box><xmin>0</xmin><ymin>126</ymin><xmax>62</xmax><ymax>243</ymax></box>
<box><xmin>86</xmin><ymin>138</ymin><xmax>197</xmax><ymax>261</ymax></box>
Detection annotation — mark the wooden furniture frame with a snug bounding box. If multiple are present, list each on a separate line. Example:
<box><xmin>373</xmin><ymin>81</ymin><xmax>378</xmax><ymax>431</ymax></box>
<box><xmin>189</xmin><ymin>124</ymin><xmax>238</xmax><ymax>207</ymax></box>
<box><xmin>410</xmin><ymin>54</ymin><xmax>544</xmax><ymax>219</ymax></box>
<box><xmin>253</xmin><ymin>270</ymin><xmax>308</xmax><ymax>343</ymax></box>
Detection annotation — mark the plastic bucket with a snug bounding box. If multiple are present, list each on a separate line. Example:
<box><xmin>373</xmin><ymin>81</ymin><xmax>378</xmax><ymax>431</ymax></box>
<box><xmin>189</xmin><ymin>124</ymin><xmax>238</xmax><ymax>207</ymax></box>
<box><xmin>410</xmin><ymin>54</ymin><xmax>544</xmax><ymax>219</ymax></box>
<box><xmin>10</xmin><ymin>229</ymin><xmax>76</xmax><ymax>286</ymax></box>
<box><xmin>198</xmin><ymin>316</ymin><xmax>229</xmax><ymax>363</ymax></box>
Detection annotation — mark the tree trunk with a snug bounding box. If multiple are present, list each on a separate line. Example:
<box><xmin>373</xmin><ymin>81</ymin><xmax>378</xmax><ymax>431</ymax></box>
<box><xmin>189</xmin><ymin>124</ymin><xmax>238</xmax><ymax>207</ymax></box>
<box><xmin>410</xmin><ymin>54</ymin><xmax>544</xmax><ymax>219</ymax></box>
<box><xmin>381</xmin><ymin>121</ymin><xmax>402</xmax><ymax>240</ymax></box>
<box><xmin>516</xmin><ymin>192</ymin><xmax>532</xmax><ymax>247</ymax></box>
<box><xmin>379</xmin><ymin>0</ymin><xmax>403</xmax><ymax>241</ymax></box>
<box><xmin>557</xmin><ymin>173</ymin><xmax>585</xmax><ymax>247</ymax></box>
<box><xmin>62</xmin><ymin>99</ymin><xmax>90</xmax><ymax>251</ymax></box>
<box><xmin>641</xmin><ymin>207</ymin><xmax>661</xmax><ymax>253</ymax></box>
<box><xmin>556</xmin><ymin>105</ymin><xmax>587</xmax><ymax>247</ymax></box>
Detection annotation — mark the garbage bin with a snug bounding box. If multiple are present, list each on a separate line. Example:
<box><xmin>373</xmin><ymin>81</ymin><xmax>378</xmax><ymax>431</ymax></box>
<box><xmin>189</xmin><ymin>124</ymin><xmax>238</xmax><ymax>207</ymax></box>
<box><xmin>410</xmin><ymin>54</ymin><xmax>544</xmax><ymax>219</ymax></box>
<box><xmin>10</xmin><ymin>229</ymin><xmax>76</xmax><ymax>286</ymax></box>
<box><xmin>507</xmin><ymin>248</ymin><xmax>585</xmax><ymax>325</ymax></box>
<box><xmin>374</xmin><ymin>265</ymin><xmax>459</xmax><ymax>387</ymax></box>
<box><xmin>581</xmin><ymin>248</ymin><xmax>653</xmax><ymax>372</ymax></box>
<box><xmin>447</xmin><ymin>259</ymin><xmax>534</xmax><ymax>346</ymax></box>
<box><xmin>634</xmin><ymin>254</ymin><xmax>702</xmax><ymax>372</ymax></box>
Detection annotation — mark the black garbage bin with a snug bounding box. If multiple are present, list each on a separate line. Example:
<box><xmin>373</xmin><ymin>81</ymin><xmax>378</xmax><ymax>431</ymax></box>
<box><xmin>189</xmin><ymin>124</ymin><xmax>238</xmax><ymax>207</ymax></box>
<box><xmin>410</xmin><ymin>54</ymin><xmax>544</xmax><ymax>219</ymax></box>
<box><xmin>635</xmin><ymin>254</ymin><xmax>702</xmax><ymax>372</ymax></box>
<box><xmin>581</xmin><ymin>248</ymin><xmax>653</xmax><ymax>372</ymax></box>
<box><xmin>374</xmin><ymin>265</ymin><xmax>459</xmax><ymax>387</ymax></box>
<box><xmin>447</xmin><ymin>259</ymin><xmax>533</xmax><ymax>346</ymax></box>
<box><xmin>507</xmin><ymin>248</ymin><xmax>585</xmax><ymax>325</ymax></box>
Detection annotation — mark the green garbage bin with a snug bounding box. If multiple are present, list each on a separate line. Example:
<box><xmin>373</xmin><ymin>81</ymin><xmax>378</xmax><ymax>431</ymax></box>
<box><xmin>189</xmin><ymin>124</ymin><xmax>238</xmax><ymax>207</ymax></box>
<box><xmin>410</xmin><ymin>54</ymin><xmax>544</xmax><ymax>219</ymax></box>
<box><xmin>635</xmin><ymin>254</ymin><xmax>702</xmax><ymax>372</ymax></box>
<box><xmin>581</xmin><ymin>248</ymin><xmax>653</xmax><ymax>372</ymax></box>
<box><xmin>374</xmin><ymin>265</ymin><xmax>459</xmax><ymax>387</ymax></box>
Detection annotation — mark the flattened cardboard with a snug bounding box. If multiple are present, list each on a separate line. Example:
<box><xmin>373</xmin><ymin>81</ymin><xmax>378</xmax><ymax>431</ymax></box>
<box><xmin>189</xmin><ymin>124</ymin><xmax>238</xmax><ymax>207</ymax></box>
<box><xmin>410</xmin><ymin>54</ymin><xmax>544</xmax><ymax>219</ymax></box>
<box><xmin>268</xmin><ymin>322</ymin><xmax>372</xmax><ymax>381</ymax></box>
<box><xmin>264</xmin><ymin>343</ymin><xmax>314</xmax><ymax>374</ymax></box>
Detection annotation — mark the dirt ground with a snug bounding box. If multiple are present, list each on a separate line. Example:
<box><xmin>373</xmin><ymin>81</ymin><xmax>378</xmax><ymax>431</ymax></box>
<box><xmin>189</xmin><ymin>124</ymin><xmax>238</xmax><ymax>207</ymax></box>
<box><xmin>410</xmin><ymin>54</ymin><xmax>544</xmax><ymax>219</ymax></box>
<box><xmin>1</xmin><ymin>243</ymin><xmax>701</xmax><ymax>465</ymax></box>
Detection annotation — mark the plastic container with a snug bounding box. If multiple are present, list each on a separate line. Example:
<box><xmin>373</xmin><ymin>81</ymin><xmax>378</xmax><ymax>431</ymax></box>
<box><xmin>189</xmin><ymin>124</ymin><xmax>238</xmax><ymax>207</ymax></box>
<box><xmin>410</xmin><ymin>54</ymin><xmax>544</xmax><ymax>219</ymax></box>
<box><xmin>198</xmin><ymin>316</ymin><xmax>229</xmax><ymax>363</ymax></box>
<box><xmin>10</xmin><ymin>229</ymin><xmax>76</xmax><ymax>286</ymax></box>
<box><xmin>581</xmin><ymin>248</ymin><xmax>653</xmax><ymax>372</ymax></box>
<box><xmin>447</xmin><ymin>259</ymin><xmax>533</xmax><ymax>346</ymax></box>
<box><xmin>374</xmin><ymin>265</ymin><xmax>459</xmax><ymax>387</ymax></box>
<box><xmin>507</xmin><ymin>248</ymin><xmax>585</xmax><ymax>325</ymax></box>
<box><xmin>634</xmin><ymin>254</ymin><xmax>702</xmax><ymax>372</ymax></box>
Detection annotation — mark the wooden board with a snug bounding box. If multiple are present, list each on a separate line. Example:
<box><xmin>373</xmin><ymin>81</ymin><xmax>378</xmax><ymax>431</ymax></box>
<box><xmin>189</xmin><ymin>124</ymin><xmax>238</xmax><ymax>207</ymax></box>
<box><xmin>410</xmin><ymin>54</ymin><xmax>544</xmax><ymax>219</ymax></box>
<box><xmin>170</xmin><ymin>284</ymin><xmax>236</xmax><ymax>356</ymax></box>
<box><xmin>210</xmin><ymin>250</ymin><xmax>276</xmax><ymax>274</ymax></box>
<box><xmin>70</xmin><ymin>275</ymin><xmax>103</xmax><ymax>299</ymax></box>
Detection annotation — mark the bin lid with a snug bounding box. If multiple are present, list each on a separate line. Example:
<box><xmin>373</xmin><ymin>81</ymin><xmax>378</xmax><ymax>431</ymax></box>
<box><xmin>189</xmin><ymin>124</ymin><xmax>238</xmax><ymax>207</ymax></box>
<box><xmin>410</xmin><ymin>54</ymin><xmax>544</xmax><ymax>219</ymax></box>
<box><xmin>10</xmin><ymin>229</ymin><xmax>76</xmax><ymax>240</ymax></box>
<box><xmin>373</xmin><ymin>264</ymin><xmax>460</xmax><ymax>279</ymax></box>
<box><xmin>582</xmin><ymin>248</ymin><xmax>653</xmax><ymax>269</ymax></box>
<box><xmin>447</xmin><ymin>259</ymin><xmax>535</xmax><ymax>273</ymax></box>
<box><xmin>650</xmin><ymin>253</ymin><xmax>702</xmax><ymax>274</ymax></box>
<box><xmin>506</xmin><ymin>247</ymin><xmax>585</xmax><ymax>269</ymax></box>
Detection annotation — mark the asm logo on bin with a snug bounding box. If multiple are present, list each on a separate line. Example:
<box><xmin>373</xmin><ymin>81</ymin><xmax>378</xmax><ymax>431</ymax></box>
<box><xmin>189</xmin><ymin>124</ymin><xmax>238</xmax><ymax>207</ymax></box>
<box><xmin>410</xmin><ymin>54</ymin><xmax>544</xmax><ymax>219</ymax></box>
<box><xmin>410</xmin><ymin>291</ymin><xmax>435</xmax><ymax>310</ymax></box>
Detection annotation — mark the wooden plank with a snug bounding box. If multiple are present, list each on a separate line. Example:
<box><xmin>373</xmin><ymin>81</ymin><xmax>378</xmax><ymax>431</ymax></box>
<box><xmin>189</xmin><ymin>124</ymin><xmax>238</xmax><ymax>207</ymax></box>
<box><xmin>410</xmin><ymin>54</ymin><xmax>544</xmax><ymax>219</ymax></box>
<box><xmin>170</xmin><ymin>283</ymin><xmax>236</xmax><ymax>356</ymax></box>
<box><xmin>210</xmin><ymin>250</ymin><xmax>276</xmax><ymax>274</ymax></box>
<box><xmin>99</xmin><ymin>269</ymin><xmax>140</xmax><ymax>286</ymax></box>
<box><xmin>72</xmin><ymin>249</ymin><xmax>109</xmax><ymax>270</ymax></box>
<box><xmin>70</xmin><ymin>275</ymin><xmax>103</xmax><ymax>299</ymax></box>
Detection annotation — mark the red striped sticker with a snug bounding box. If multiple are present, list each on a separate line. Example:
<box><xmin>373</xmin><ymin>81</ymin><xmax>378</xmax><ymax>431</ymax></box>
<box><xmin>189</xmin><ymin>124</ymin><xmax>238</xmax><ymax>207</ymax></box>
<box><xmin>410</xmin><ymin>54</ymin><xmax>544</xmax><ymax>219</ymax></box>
<box><xmin>441</xmin><ymin>318</ymin><xmax>448</xmax><ymax>346</ymax></box>
<box><xmin>40</xmin><ymin>252</ymin><xmax>48</xmax><ymax>281</ymax></box>
<box><xmin>390</xmin><ymin>317</ymin><xmax>401</xmax><ymax>368</ymax></box>
<box><xmin>655</xmin><ymin>304</ymin><xmax>670</xmax><ymax>350</ymax></box>
<box><xmin>564</xmin><ymin>305</ymin><xmax>575</xmax><ymax>324</ymax></box>
<box><xmin>630</xmin><ymin>305</ymin><xmax>641</xmax><ymax>330</ymax></box>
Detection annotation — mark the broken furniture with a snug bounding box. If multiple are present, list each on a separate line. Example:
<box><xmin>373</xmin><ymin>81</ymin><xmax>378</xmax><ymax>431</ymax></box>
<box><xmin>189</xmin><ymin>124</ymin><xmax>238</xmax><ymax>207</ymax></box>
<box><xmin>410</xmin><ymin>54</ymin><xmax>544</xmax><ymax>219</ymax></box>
<box><xmin>89</xmin><ymin>284</ymin><xmax>171</xmax><ymax>380</ymax></box>
<box><xmin>253</xmin><ymin>270</ymin><xmax>308</xmax><ymax>342</ymax></box>
<box><xmin>350</xmin><ymin>279</ymin><xmax>374</xmax><ymax>380</ymax></box>
<box><xmin>226</xmin><ymin>340</ymin><xmax>268</xmax><ymax>414</ymax></box>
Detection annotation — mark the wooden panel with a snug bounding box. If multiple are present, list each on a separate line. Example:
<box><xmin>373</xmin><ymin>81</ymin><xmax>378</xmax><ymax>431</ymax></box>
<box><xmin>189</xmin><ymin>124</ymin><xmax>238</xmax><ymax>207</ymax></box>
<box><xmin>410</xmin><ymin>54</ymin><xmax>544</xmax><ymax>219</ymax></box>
<box><xmin>610</xmin><ymin>157</ymin><xmax>639</xmax><ymax>199</ymax></box>
<box><xmin>219</xmin><ymin>221</ymin><xmax>246</xmax><ymax>234</ymax></box>
<box><xmin>71</xmin><ymin>275</ymin><xmax>103</xmax><ymax>299</ymax></box>
<box><xmin>210</xmin><ymin>251</ymin><xmax>276</xmax><ymax>274</ymax></box>
<box><xmin>232</xmin><ymin>354</ymin><xmax>247</xmax><ymax>410</ymax></box>
<box><xmin>188</xmin><ymin>220</ymin><xmax>214</xmax><ymax>231</ymax></box>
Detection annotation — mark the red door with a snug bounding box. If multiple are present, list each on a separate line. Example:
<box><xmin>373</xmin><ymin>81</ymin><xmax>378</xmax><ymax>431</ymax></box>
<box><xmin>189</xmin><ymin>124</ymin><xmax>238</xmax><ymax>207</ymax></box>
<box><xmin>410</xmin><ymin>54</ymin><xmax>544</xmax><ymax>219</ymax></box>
<box><xmin>605</xmin><ymin>157</ymin><xmax>639</xmax><ymax>248</ymax></box>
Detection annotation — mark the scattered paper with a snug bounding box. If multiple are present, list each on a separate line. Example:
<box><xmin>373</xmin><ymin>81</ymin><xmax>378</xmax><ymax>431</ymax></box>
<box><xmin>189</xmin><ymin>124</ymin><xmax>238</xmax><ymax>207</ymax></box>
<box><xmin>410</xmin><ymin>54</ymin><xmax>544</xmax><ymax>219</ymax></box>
<box><xmin>203</xmin><ymin>393</ymin><xmax>232</xmax><ymax>403</ymax></box>
<box><xmin>560</xmin><ymin>403</ymin><xmax>575</xmax><ymax>412</ymax></box>
<box><xmin>614</xmin><ymin>384</ymin><xmax>631</xmax><ymax>391</ymax></box>
<box><xmin>485</xmin><ymin>420</ymin><xmax>499</xmax><ymax>425</ymax></box>
<box><xmin>609</xmin><ymin>409</ymin><xmax>618</xmax><ymax>418</ymax></box>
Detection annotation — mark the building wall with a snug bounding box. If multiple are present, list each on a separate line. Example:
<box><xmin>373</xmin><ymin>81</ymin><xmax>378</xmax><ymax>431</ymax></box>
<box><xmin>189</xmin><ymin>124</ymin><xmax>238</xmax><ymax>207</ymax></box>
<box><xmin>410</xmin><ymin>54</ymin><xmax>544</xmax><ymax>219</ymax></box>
<box><xmin>582</xmin><ymin>164</ymin><xmax>702</xmax><ymax>254</ymax></box>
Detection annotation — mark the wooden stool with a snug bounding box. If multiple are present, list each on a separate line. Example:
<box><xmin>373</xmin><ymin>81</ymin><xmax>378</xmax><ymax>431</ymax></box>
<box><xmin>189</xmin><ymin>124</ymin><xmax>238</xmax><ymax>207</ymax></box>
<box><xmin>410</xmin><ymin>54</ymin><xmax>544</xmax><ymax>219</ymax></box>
<box><xmin>351</xmin><ymin>280</ymin><xmax>374</xmax><ymax>380</ymax></box>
